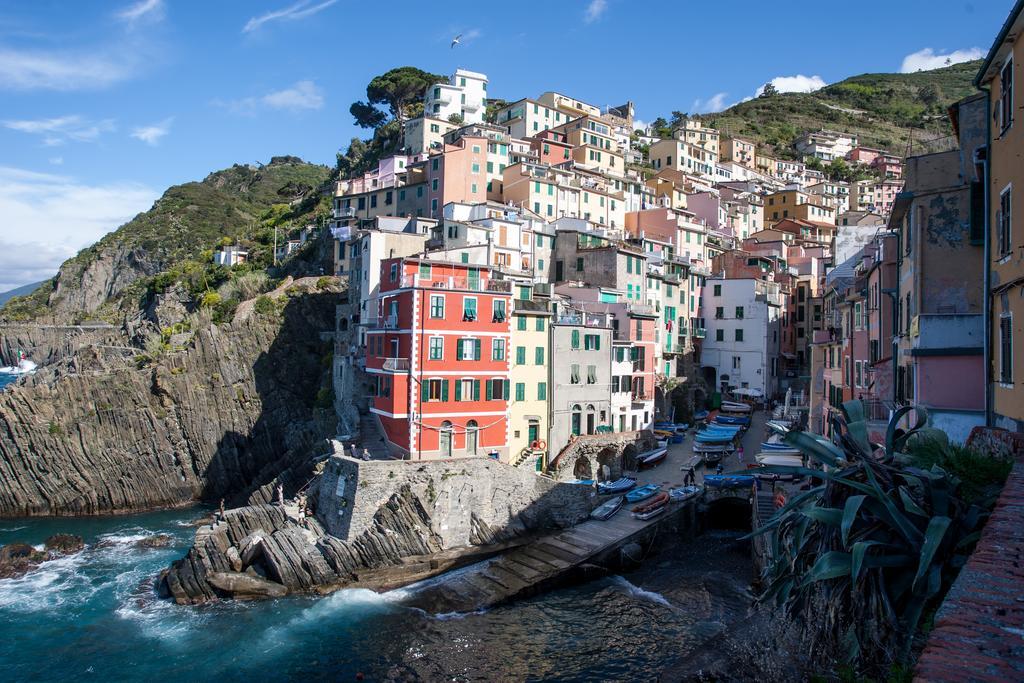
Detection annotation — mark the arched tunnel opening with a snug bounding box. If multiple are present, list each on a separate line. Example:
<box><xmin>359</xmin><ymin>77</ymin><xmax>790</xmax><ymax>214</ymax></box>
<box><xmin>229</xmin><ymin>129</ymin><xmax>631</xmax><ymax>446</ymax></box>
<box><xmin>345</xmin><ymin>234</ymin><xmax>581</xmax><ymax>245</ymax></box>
<box><xmin>705</xmin><ymin>497</ymin><xmax>753</xmax><ymax>531</ymax></box>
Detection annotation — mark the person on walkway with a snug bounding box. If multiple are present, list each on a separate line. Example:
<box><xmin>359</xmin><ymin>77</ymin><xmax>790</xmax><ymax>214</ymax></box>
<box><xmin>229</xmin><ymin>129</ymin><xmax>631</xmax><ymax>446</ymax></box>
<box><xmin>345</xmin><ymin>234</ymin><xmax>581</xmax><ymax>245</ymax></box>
<box><xmin>683</xmin><ymin>467</ymin><xmax>696</xmax><ymax>487</ymax></box>
<box><xmin>350</xmin><ymin>443</ymin><xmax>359</xmax><ymax>460</ymax></box>
<box><xmin>361</xmin><ymin>448</ymin><xmax>371</xmax><ymax>461</ymax></box>
<box><xmin>715</xmin><ymin>462</ymin><xmax>724</xmax><ymax>475</ymax></box>
<box><xmin>737</xmin><ymin>445</ymin><xmax>745</xmax><ymax>465</ymax></box>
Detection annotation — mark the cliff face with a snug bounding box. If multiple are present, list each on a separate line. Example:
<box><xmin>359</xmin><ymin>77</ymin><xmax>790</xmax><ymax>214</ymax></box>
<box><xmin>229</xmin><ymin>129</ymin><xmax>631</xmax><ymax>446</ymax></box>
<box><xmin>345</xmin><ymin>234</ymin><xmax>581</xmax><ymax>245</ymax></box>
<box><xmin>0</xmin><ymin>287</ymin><xmax>338</xmax><ymax>517</ymax></box>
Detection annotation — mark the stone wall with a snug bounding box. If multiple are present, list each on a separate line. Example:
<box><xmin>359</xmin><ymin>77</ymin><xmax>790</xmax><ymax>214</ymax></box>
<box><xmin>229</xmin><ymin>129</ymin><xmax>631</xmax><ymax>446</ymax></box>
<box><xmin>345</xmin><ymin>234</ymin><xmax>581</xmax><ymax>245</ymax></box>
<box><xmin>316</xmin><ymin>445</ymin><xmax>593</xmax><ymax>546</ymax></box>
<box><xmin>548</xmin><ymin>430</ymin><xmax>658</xmax><ymax>482</ymax></box>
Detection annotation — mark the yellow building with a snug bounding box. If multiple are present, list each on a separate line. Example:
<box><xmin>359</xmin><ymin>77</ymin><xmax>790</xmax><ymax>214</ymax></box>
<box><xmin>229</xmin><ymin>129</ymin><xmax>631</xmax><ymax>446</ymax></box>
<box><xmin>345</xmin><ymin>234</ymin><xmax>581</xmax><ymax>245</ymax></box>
<box><xmin>509</xmin><ymin>301</ymin><xmax>552</xmax><ymax>466</ymax></box>
<box><xmin>977</xmin><ymin>1</ymin><xmax>1024</xmax><ymax>430</ymax></box>
<box><xmin>501</xmin><ymin>163</ymin><xmax>626</xmax><ymax>229</ymax></box>
<box><xmin>764</xmin><ymin>189</ymin><xmax>837</xmax><ymax>227</ymax></box>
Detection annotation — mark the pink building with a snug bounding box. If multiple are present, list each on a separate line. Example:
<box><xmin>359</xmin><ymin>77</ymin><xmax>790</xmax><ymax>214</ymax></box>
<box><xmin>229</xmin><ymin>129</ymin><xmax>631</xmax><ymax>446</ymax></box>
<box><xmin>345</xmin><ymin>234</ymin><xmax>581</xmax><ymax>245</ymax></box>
<box><xmin>426</xmin><ymin>135</ymin><xmax>489</xmax><ymax>219</ymax></box>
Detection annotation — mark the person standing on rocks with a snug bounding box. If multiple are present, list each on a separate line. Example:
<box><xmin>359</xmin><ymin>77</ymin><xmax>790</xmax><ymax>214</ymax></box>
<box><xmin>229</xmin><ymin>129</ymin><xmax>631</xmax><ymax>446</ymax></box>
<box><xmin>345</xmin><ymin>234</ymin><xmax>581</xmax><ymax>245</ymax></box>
<box><xmin>277</xmin><ymin>484</ymin><xmax>285</xmax><ymax>506</ymax></box>
<box><xmin>362</xmin><ymin>448</ymin><xmax>371</xmax><ymax>461</ymax></box>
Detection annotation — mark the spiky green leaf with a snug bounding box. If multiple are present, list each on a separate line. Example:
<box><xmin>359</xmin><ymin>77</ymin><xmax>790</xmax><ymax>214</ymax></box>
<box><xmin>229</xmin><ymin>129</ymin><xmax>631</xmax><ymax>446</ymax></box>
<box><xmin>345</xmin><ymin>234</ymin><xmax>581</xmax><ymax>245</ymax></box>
<box><xmin>841</xmin><ymin>495</ymin><xmax>867</xmax><ymax>547</ymax></box>
<box><xmin>913</xmin><ymin>516</ymin><xmax>951</xmax><ymax>590</ymax></box>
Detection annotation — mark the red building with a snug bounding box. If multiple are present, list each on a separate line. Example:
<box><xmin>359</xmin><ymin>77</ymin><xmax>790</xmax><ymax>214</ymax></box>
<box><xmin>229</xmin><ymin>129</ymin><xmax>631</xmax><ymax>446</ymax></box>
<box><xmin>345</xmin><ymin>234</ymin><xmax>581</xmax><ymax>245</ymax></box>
<box><xmin>368</xmin><ymin>257</ymin><xmax>512</xmax><ymax>459</ymax></box>
<box><xmin>530</xmin><ymin>130</ymin><xmax>573</xmax><ymax>166</ymax></box>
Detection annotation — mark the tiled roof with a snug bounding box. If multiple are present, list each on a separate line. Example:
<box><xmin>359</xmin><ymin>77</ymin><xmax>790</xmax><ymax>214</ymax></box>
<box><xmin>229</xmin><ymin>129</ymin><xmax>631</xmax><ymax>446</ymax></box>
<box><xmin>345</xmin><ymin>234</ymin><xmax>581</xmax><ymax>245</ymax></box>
<box><xmin>914</xmin><ymin>453</ymin><xmax>1024</xmax><ymax>682</ymax></box>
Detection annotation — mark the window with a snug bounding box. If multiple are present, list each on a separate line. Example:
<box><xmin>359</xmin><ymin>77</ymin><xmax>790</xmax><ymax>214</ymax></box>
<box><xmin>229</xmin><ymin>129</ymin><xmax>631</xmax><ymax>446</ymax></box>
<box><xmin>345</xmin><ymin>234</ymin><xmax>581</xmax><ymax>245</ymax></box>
<box><xmin>587</xmin><ymin>365</ymin><xmax>597</xmax><ymax>384</ymax></box>
<box><xmin>493</xmin><ymin>299</ymin><xmax>507</xmax><ymax>322</ymax></box>
<box><xmin>570</xmin><ymin>364</ymin><xmax>580</xmax><ymax>384</ymax></box>
<box><xmin>584</xmin><ymin>333</ymin><xmax>601</xmax><ymax>350</ymax></box>
<box><xmin>429</xmin><ymin>337</ymin><xmax>443</xmax><ymax>360</ymax></box>
<box><xmin>515</xmin><ymin>383</ymin><xmax>525</xmax><ymax>401</ymax></box>
<box><xmin>571</xmin><ymin>330</ymin><xmax>580</xmax><ymax>349</ymax></box>
<box><xmin>423</xmin><ymin>378</ymin><xmax>447</xmax><ymax>402</ymax></box>
<box><xmin>516</xmin><ymin>346</ymin><xmax>526</xmax><ymax>365</ymax></box>
<box><xmin>471</xmin><ymin>163</ymin><xmax>480</xmax><ymax>174</ymax></box>
<box><xmin>457</xmin><ymin>338</ymin><xmax>481</xmax><ymax>361</ymax></box>
<box><xmin>430</xmin><ymin>295</ymin><xmax>445</xmax><ymax>318</ymax></box>
<box><xmin>485</xmin><ymin>378</ymin><xmax>508</xmax><ymax>400</ymax></box>
<box><xmin>1000</xmin><ymin>315</ymin><xmax>1014</xmax><ymax>384</ymax></box>
<box><xmin>537</xmin><ymin>382</ymin><xmax>547</xmax><ymax>400</ymax></box>
<box><xmin>576</xmin><ymin>257</ymin><xmax>584</xmax><ymax>271</ymax></box>
<box><xmin>735</xmin><ymin>306</ymin><xmax>744</xmax><ymax>319</ymax></box>
<box><xmin>716</xmin><ymin>329</ymin><xmax>724</xmax><ymax>341</ymax></box>
<box><xmin>715</xmin><ymin>306</ymin><xmax>724</xmax><ymax>319</ymax></box>
<box><xmin>635</xmin><ymin>320</ymin><xmax>643</xmax><ymax>340</ymax></box>
<box><xmin>463</xmin><ymin>297</ymin><xmax>477</xmax><ymax>321</ymax></box>
<box><xmin>1000</xmin><ymin>57</ymin><xmax>1014</xmax><ymax>133</ymax></box>
<box><xmin>492</xmin><ymin>338</ymin><xmax>506</xmax><ymax>361</ymax></box>
<box><xmin>998</xmin><ymin>185</ymin><xmax>1013</xmax><ymax>257</ymax></box>
<box><xmin>389</xmin><ymin>263</ymin><xmax>399</xmax><ymax>281</ymax></box>
<box><xmin>536</xmin><ymin>317</ymin><xmax>545</xmax><ymax>332</ymax></box>
<box><xmin>732</xmin><ymin>356</ymin><xmax>741</xmax><ymax>370</ymax></box>
<box><xmin>516</xmin><ymin>315</ymin><xmax>528</xmax><ymax>331</ymax></box>
<box><xmin>713</xmin><ymin>284</ymin><xmax>721</xmax><ymax>296</ymax></box>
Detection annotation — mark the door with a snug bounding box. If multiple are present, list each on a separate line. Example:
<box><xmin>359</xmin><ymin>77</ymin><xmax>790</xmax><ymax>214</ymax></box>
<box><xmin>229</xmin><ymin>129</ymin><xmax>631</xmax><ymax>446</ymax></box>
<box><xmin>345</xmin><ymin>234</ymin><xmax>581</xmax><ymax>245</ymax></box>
<box><xmin>466</xmin><ymin>420</ymin><xmax>478</xmax><ymax>455</ymax></box>
<box><xmin>586</xmin><ymin>411</ymin><xmax>595</xmax><ymax>435</ymax></box>
<box><xmin>439</xmin><ymin>421</ymin><xmax>453</xmax><ymax>457</ymax></box>
<box><xmin>527</xmin><ymin>421</ymin><xmax>539</xmax><ymax>447</ymax></box>
<box><xmin>467</xmin><ymin>268</ymin><xmax>480</xmax><ymax>291</ymax></box>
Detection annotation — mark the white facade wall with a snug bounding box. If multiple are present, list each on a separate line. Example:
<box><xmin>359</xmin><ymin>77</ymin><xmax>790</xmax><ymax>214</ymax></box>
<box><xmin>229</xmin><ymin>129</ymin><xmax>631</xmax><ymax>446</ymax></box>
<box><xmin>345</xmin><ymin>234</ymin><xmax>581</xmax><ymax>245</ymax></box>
<box><xmin>700</xmin><ymin>278</ymin><xmax>781</xmax><ymax>398</ymax></box>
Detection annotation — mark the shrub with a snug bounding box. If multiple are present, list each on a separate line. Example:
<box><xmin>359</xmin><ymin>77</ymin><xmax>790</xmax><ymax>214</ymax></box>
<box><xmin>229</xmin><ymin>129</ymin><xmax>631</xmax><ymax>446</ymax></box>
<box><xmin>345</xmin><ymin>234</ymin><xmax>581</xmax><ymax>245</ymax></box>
<box><xmin>199</xmin><ymin>291</ymin><xmax>222</xmax><ymax>308</ymax></box>
<box><xmin>254</xmin><ymin>295</ymin><xmax>277</xmax><ymax>316</ymax></box>
<box><xmin>315</xmin><ymin>387</ymin><xmax>333</xmax><ymax>408</ymax></box>
<box><xmin>316</xmin><ymin>276</ymin><xmax>333</xmax><ymax>290</ymax></box>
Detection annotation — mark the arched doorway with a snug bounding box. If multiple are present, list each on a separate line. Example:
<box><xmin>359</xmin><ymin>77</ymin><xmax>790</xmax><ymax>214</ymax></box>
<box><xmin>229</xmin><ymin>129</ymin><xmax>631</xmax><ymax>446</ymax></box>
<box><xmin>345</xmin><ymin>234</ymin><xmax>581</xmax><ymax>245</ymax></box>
<box><xmin>571</xmin><ymin>404</ymin><xmax>582</xmax><ymax>436</ymax></box>
<box><xmin>596</xmin><ymin>446</ymin><xmax>619</xmax><ymax>481</ymax></box>
<box><xmin>573</xmin><ymin>457</ymin><xmax>593</xmax><ymax>480</ymax></box>
<box><xmin>586</xmin><ymin>404</ymin><xmax>596</xmax><ymax>435</ymax></box>
<box><xmin>466</xmin><ymin>420</ymin><xmax>479</xmax><ymax>455</ymax></box>
<box><xmin>439</xmin><ymin>421</ymin><xmax>453</xmax><ymax>457</ymax></box>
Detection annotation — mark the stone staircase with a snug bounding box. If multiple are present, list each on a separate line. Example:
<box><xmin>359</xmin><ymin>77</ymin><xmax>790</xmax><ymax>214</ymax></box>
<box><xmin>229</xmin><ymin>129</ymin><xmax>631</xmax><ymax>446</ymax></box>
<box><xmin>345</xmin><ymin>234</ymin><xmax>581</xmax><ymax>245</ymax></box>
<box><xmin>512</xmin><ymin>447</ymin><xmax>543</xmax><ymax>470</ymax></box>
<box><xmin>356</xmin><ymin>411</ymin><xmax>392</xmax><ymax>459</ymax></box>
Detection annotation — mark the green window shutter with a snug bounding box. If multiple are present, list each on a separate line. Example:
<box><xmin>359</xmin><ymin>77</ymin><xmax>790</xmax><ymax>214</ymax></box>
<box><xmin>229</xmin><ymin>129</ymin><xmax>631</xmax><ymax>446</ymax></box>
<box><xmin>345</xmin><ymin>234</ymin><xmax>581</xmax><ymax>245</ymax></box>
<box><xmin>516</xmin><ymin>346</ymin><xmax>526</xmax><ymax>364</ymax></box>
<box><xmin>455</xmin><ymin>380</ymin><xmax>462</xmax><ymax>401</ymax></box>
<box><xmin>595</xmin><ymin>336</ymin><xmax>601</xmax><ymax>350</ymax></box>
<box><xmin>518</xmin><ymin>316</ymin><xmax>527</xmax><ymax>330</ymax></box>
<box><xmin>571</xmin><ymin>330</ymin><xmax>579</xmax><ymax>348</ymax></box>
<box><xmin>538</xmin><ymin>382</ymin><xmax>546</xmax><ymax>400</ymax></box>
<box><xmin>486</xmin><ymin>381</ymin><xmax>492</xmax><ymax>401</ymax></box>
<box><xmin>516</xmin><ymin>383</ymin><xmax>525</xmax><ymax>401</ymax></box>
<box><xmin>474</xmin><ymin>339</ymin><xmax>481</xmax><ymax>360</ymax></box>
<box><xmin>421</xmin><ymin>382</ymin><xmax>429</xmax><ymax>403</ymax></box>
<box><xmin>456</xmin><ymin>342</ymin><xmax>464</xmax><ymax>361</ymax></box>
<box><xmin>536</xmin><ymin>317</ymin><xmax>544</xmax><ymax>331</ymax></box>
<box><xmin>536</xmin><ymin>347</ymin><xmax>544</xmax><ymax>365</ymax></box>
<box><xmin>473</xmin><ymin>380</ymin><xmax>481</xmax><ymax>401</ymax></box>
<box><xmin>441</xmin><ymin>380</ymin><xmax>449</xmax><ymax>402</ymax></box>
<box><xmin>503</xmin><ymin>380</ymin><xmax>510</xmax><ymax>400</ymax></box>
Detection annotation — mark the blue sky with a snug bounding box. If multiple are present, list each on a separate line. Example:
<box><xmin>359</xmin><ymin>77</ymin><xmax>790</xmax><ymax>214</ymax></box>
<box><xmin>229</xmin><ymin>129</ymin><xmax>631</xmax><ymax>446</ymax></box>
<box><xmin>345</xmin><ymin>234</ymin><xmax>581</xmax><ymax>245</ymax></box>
<box><xmin>0</xmin><ymin>0</ymin><xmax>1013</xmax><ymax>290</ymax></box>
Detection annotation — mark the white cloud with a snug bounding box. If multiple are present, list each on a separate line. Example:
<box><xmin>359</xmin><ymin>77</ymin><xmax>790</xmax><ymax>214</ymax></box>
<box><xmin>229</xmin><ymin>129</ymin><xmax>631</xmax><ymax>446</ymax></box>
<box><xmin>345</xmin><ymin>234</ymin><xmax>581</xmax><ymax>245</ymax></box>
<box><xmin>900</xmin><ymin>47</ymin><xmax>984</xmax><ymax>73</ymax></box>
<box><xmin>116</xmin><ymin>0</ymin><xmax>164</xmax><ymax>27</ymax></box>
<box><xmin>755</xmin><ymin>74</ymin><xmax>827</xmax><ymax>96</ymax></box>
<box><xmin>2</xmin><ymin>115</ymin><xmax>116</xmax><ymax>144</ymax></box>
<box><xmin>243</xmin><ymin>0</ymin><xmax>339</xmax><ymax>33</ymax></box>
<box><xmin>584</xmin><ymin>0</ymin><xmax>608</xmax><ymax>23</ymax></box>
<box><xmin>223</xmin><ymin>80</ymin><xmax>325</xmax><ymax>114</ymax></box>
<box><xmin>48</xmin><ymin>156</ymin><xmax>63</xmax><ymax>166</ymax></box>
<box><xmin>691</xmin><ymin>92</ymin><xmax>729</xmax><ymax>113</ymax></box>
<box><xmin>130</xmin><ymin>117</ymin><xmax>173</xmax><ymax>145</ymax></box>
<box><xmin>0</xmin><ymin>167</ymin><xmax>157</xmax><ymax>290</ymax></box>
<box><xmin>0</xmin><ymin>48</ymin><xmax>136</xmax><ymax>90</ymax></box>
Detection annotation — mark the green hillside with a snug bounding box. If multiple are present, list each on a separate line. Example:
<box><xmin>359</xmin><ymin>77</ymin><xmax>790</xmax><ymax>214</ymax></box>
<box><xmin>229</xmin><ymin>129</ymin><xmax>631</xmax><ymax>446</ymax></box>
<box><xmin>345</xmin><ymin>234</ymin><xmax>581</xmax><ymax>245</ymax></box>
<box><xmin>703</xmin><ymin>60</ymin><xmax>983</xmax><ymax>158</ymax></box>
<box><xmin>2</xmin><ymin>156</ymin><xmax>333</xmax><ymax>322</ymax></box>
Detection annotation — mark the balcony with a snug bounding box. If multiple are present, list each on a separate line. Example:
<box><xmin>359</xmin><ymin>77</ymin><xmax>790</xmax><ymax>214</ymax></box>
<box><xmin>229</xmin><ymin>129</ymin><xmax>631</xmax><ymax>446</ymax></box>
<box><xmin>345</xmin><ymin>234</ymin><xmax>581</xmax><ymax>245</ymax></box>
<box><xmin>381</xmin><ymin>357</ymin><xmax>410</xmax><ymax>372</ymax></box>
<box><xmin>382</xmin><ymin>314</ymin><xmax>399</xmax><ymax>329</ymax></box>
<box><xmin>632</xmin><ymin>392</ymin><xmax>653</xmax><ymax>403</ymax></box>
<box><xmin>399</xmin><ymin>274</ymin><xmax>511</xmax><ymax>293</ymax></box>
<box><xmin>693</xmin><ymin>327</ymin><xmax>706</xmax><ymax>339</ymax></box>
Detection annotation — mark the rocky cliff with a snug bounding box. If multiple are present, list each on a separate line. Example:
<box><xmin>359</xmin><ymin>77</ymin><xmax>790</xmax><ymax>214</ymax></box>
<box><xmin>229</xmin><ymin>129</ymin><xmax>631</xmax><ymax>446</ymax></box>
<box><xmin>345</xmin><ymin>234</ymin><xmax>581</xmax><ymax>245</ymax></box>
<box><xmin>0</xmin><ymin>281</ymin><xmax>340</xmax><ymax>517</ymax></box>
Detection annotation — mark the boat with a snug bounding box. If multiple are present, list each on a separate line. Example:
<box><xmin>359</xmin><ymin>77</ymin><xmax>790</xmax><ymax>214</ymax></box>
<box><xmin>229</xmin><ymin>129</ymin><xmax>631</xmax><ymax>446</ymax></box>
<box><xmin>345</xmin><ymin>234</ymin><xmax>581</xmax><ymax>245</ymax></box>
<box><xmin>714</xmin><ymin>415</ymin><xmax>750</xmax><ymax>426</ymax></box>
<box><xmin>692</xmin><ymin>441</ymin><xmax>733</xmax><ymax>453</ymax></box>
<box><xmin>694</xmin><ymin>433</ymin><xmax>736</xmax><ymax>444</ymax></box>
<box><xmin>669</xmin><ymin>485</ymin><xmax>703</xmax><ymax>503</ymax></box>
<box><xmin>0</xmin><ymin>356</ymin><xmax>37</xmax><ymax>375</ymax></box>
<box><xmin>701</xmin><ymin>449</ymin><xmax>724</xmax><ymax>465</ymax></box>
<box><xmin>636</xmin><ymin>447</ymin><xmax>668</xmax><ymax>468</ymax></box>
<box><xmin>760</xmin><ymin>441</ymin><xmax>796</xmax><ymax>451</ymax></box>
<box><xmin>597</xmin><ymin>477</ymin><xmax>636</xmax><ymax>495</ymax></box>
<box><xmin>682</xmin><ymin>454</ymin><xmax>703</xmax><ymax>470</ymax></box>
<box><xmin>591</xmin><ymin>495</ymin><xmax>625</xmax><ymax>520</ymax></box>
<box><xmin>567</xmin><ymin>479</ymin><xmax>595</xmax><ymax>486</ymax></box>
<box><xmin>703</xmin><ymin>474</ymin><xmax>756</xmax><ymax>489</ymax></box>
<box><xmin>653</xmin><ymin>429</ymin><xmax>675</xmax><ymax>439</ymax></box>
<box><xmin>755</xmin><ymin>453</ymin><xmax>804</xmax><ymax>467</ymax></box>
<box><xmin>624</xmin><ymin>484</ymin><xmax>660</xmax><ymax>503</ymax></box>
<box><xmin>693</xmin><ymin>410</ymin><xmax>709</xmax><ymax>421</ymax></box>
<box><xmin>631</xmin><ymin>492</ymin><xmax>669</xmax><ymax>520</ymax></box>
<box><xmin>720</xmin><ymin>401</ymin><xmax>752</xmax><ymax>413</ymax></box>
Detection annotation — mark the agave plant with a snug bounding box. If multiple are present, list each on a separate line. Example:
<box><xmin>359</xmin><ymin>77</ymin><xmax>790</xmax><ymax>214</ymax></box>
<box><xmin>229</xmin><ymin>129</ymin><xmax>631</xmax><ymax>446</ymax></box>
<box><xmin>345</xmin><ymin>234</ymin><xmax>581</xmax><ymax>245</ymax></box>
<box><xmin>748</xmin><ymin>400</ymin><xmax>990</xmax><ymax>675</ymax></box>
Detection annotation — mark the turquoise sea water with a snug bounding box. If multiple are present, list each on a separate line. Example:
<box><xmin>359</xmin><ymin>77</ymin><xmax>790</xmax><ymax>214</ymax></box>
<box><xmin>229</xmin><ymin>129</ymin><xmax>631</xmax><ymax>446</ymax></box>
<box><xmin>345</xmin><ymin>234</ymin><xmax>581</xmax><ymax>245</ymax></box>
<box><xmin>0</xmin><ymin>506</ymin><xmax>759</xmax><ymax>682</ymax></box>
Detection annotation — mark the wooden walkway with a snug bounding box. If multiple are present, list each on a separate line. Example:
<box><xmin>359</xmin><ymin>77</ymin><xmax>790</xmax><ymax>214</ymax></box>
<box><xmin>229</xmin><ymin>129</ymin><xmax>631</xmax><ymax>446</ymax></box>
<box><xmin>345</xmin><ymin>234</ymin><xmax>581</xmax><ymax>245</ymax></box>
<box><xmin>404</xmin><ymin>500</ymin><xmax>694</xmax><ymax>614</ymax></box>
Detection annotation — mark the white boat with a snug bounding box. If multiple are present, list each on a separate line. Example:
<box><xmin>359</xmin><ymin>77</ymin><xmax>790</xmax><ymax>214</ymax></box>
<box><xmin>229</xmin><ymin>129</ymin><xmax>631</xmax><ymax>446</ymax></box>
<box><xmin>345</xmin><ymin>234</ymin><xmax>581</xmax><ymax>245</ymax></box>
<box><xmin>668</xmin><ymin>485</ymin><xmax>703</xmax><ymax>503</ymax></box>
<box><xmin>755</xmin><ymin>453</ymin><xmax>803</xmax><ymax>467</ymax></box>
<box><xmin>0</xmin><ymin>357</ymin><xmax>37</xmax><ymax>375</ymax></box>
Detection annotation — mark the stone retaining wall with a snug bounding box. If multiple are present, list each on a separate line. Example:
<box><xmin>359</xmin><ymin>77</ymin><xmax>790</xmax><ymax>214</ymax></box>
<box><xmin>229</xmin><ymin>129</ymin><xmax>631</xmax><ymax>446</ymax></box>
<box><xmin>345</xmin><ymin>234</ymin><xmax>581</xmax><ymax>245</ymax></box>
<box><xmin>316</xmin><ymin>443</ymin><xmax>593</xmax><ymax>546</ymax></box>
<box><xmin>548</xmin><ymin>430</ymin><xmax>658</xmax><ymax>482</ymax></box>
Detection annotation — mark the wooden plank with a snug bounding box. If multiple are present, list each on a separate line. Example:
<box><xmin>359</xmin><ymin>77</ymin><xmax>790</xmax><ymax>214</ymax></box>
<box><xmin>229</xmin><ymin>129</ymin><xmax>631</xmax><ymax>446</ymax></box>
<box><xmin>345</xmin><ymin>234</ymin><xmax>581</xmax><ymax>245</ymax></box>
<box><xmin>527</xmin><ymin>543</ymin><xmax>579</xmax><ymax>564</ymax></box>
<box><xmin>518</xmin><ymin>546</ymin><xmax>573</xmax><ymax>569</ymax></box>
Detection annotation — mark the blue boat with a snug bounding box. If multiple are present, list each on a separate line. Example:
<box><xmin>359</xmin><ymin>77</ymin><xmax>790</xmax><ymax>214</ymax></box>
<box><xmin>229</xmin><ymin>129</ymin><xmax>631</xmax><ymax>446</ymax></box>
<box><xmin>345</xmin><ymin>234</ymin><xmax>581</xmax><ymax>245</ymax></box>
<box><xmin>597</xmin><ymin>477</ymin><xmax>636</xmax><ymax>495</ymax></box>
<box><xmin>704</xmin><ymin>474</ymin><xmax>756</xmax><ymax>489</ymax></box>
<box><xmin>694</xmin><ymin>410</ymin><xmax>709</xmax><ymax>421</ymax></box>
<box><xmin>714</xmin><ymin>415</ymin><xmax>750</xmax><ymax>426</ymax></box>
<box><xmin>624</xmin><ymin>484</ymin><xmax>661</xmax><ymax>503</ymax></box>
<box><xmin>761</xmin><ymin>442</ymin><xmax>794</xmax><ymax>451</ymax></box>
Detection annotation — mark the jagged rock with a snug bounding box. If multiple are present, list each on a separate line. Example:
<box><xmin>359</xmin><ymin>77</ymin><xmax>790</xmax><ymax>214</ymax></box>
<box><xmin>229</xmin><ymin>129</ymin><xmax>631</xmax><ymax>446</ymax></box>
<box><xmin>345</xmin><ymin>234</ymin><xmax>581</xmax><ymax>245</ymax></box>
<box><xmin>225</xmin><ymin>546</ymin><xmax>243</xmax><ymax>571</ymax></box>
<box><xmin>45</xmin><ymin>533</ymin><xmax>84</xmax><ymax>554</ymax></box>
<box><xmin>0</xmin><ymin>542</ymin><xmax>47</xmax><ymax>579</ymax></box>
<box><xmin>135</xmin><ymin>534</ymin><xmax>173</xmax><ymax>549</ymax></box>
<box><xmin>0</xmin><ymin>283</ymin><xmax>341</xmax><ymax>517</ymax></box>
<box><xmin>206</xmin><ymin>571</ymin><xmax>287</xmax><ymax>599</ymax></box>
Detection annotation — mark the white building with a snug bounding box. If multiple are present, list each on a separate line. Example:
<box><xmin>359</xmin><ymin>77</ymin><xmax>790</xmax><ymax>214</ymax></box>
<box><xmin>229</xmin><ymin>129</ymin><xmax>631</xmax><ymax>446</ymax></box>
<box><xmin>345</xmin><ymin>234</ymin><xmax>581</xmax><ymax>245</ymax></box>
<box><xmin>214</xmin><ymin>246</ymin><xmax>247</xmax><ymax>266</ymax></box>
<box><xmin>423</xmin><ymin>69</ymin><xmax>488</xmax><ymax>124</ymax></box>
<box><xmin>794</xmin><ymin>130</ymin><xmax>859</xmax><ymax>162</ymax></box>
<box><xmin>700</xmin><ymin>278</ymin><xmax>783</xmax><ymax>398</ymax></box>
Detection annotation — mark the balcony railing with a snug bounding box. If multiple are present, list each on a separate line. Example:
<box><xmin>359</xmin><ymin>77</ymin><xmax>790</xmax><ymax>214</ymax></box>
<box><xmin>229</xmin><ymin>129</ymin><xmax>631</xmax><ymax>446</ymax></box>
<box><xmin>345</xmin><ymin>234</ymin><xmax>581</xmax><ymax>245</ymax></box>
<box><xmin>632</xmin><ymin>392</ymin><xmax>653</xmax><ymax>402</ymax></box>
<box><xmin>382</xmin><ymin>314</ymin><xmax>399</xmax><ymax>329</ymax></box>
<box><xmin>382</xmin><ymin>357</ymin><xmax>410</xmax><ymax>372</ymax></box>
<box><xmin>399</xmin><ymin>274</ymin><xmax>511</xmax><ymax>293</ymax></box>
<box><xmin>693</xmin><ymin>327</ymin><xmax>706</xmax><ymax>338</ymax></box>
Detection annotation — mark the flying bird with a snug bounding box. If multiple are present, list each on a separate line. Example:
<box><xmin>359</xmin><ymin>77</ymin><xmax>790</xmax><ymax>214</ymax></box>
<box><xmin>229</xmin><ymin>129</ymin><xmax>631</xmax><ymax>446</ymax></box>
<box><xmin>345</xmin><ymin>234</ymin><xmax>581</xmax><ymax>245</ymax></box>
<box><xmin>451</xmin><ymin>33</ymin><xmax>462</xmax><ymax>48</ymax></box>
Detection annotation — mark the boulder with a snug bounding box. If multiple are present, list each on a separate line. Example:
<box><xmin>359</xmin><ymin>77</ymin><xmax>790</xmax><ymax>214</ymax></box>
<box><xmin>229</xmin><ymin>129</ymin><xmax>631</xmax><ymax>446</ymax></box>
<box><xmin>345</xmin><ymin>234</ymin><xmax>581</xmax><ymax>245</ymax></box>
<box><xmin>45</xmin><ymin>534</ymin><xmax>85</xmax><ymax>554</ymax></box>
<box><xmin>0</xmin><ymin>542</ymin><xmax>47</xmax><ymax>579</ymax></box>
<box><xmin>225</xmin><ymin>546</ymin><xmax>243</xmax><ymax>572</ymax></box>
<box><xmin>135</xmin><ymin>534</ymin><xmax>173</xmax><ymax>549</ymax></box>
<box><xmin>238</xmin><ymin>532</ymin><xmax>265</xmax><ymax>566</ymax></box>
<box><xmin>206</xmin><ymin>571</ymin><xmax>288</xmax><ymax>600</ymax></box>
